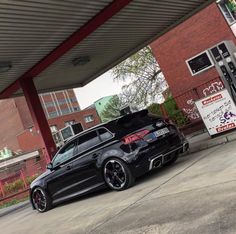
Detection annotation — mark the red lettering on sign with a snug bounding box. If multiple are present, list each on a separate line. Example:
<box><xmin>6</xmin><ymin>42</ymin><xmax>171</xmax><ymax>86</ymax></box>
<box><xmin>202</xmin><ymin>94</ymin><xmax>222</xmax><ymax>105</ymax></box>
<box><xmin>216</xmin><ymin>123</ymin><xmax>236</xmax><ymax>132</ymax></box>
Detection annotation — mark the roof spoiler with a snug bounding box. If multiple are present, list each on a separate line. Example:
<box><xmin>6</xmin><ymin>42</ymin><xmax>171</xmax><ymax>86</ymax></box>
<box><xmin>116</xmin><ymin>109</ymin><xmax>149</xmax><ymax>125</ymax></box>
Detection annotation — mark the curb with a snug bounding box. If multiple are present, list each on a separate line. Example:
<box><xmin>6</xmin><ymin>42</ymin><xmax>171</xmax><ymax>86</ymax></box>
<box><xmin>0</xmin><ymin>200</ymin><xmax>30</xmax><ymax>218</ymax></box>
<box><xmin>186</xmin><ymin>132</ymin><xmax>236</xmax><ymax>155</ymax></box>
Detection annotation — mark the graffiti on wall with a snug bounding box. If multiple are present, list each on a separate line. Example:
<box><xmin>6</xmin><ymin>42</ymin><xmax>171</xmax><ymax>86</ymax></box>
<box><xmin>182</xmin><ymin>99</ymin><xmax>200</xmax><ymax>120</ymax></box>
<box><xmin>202</xmin><ymin>81</ymin><xmax>224</xmax><ymax>97</ymax></box>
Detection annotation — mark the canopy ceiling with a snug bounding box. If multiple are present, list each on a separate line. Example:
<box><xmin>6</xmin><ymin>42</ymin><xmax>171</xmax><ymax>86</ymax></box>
<box><xmin>0</xmin><ymin>0</ymin><xmax>213</xmax><ymax>98</ymax></box>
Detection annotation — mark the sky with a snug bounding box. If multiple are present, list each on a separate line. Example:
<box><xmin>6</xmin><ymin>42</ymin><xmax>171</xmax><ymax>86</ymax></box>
<box><xmin>74</xmin><ymin>71</ymin><xmax>123</xmax><ymax>109</ymax></box>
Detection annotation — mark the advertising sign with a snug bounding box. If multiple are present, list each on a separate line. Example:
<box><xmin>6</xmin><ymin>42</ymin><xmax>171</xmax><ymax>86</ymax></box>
<box><xmin>186</xmin><ymin>50</ymin><xmax>215</xmax><ymax>76</ymax></box>
<box><xmin>195</xmin><ymin>89</ymin><xmax>236</xmax><ymax>135</ymax></box>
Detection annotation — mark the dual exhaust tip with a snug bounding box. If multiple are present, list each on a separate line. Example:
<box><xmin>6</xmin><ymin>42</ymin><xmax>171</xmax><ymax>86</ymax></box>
<box><xmin>153</xmin><ymin>159</ymin><xmax>162</xmax><ymax>168</ymax></box>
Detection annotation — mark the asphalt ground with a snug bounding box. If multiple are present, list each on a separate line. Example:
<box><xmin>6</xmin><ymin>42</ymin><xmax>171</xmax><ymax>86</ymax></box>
<box><xmin>1</xmin><ymin>141</ymin><xmax>236</xmax><ymax>234</ymax></box>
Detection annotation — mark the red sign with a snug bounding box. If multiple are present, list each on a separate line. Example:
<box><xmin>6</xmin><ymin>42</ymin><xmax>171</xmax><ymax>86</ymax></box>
<box><xmin>216</xmin><ymin>123</ymin><xmax>236</xmax><ymax>133</ymax></box>
<box><xmin>202</xmin><ymin>94</ymin><xmax>222</xmax><ymax>105</ymax></box>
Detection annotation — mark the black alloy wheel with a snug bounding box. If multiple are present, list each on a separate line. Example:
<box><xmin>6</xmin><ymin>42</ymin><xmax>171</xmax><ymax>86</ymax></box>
<box><xmin>32</xmin><ymin>187</ymin><xmax>51</xmax><ymax>212</ymax></box>
<box><xmin>104</xmin><ymin>158</ymin><xmax>134</xmax><ymax>191</ymax></box>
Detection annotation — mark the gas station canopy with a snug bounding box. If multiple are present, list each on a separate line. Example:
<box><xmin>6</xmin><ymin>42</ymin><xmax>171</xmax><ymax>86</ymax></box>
<box><xmin>0</xmin><ymin>0</ymin><xmax>213</xmax><ymax>98</ymax></box>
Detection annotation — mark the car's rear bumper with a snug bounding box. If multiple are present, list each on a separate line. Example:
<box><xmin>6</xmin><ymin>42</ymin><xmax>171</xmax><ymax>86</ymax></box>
<box><xmin>128</xmin><ymin>137</ymin><xmax>189</xmax><ymax>177</ymax></box>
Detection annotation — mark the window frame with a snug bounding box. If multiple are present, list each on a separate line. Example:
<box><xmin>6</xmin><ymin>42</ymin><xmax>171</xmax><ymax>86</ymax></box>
<box><xmin>64</xmin><ymin>120</ymin><xmax>76</xmax><ymax>127</ymax></box>
<box><xmin>50</xmin><ymin>125</ymin><xmax>58</xmax><ymax>133</ymax></box>
<box><xmin>75</xmin><ymin>127</ymin><xmax>115</xmax><ymax>156</ymax></box>
<box><xmin>52</xmin><ymin>127</ymin><xmax>115</xmax><ymax>165</ymax></box>
<box><xmin>97</xmin><ymin>128</ymin><xmax>114</xmax><ymax>142</ymax></box>
<box><xmin>218</xmin><ymin>0</ymin><xmax>236</xmax><ymax>25</ymax></box>
<box><xmin>84</xmin><ymin>115</ymin><xmax>94</xmax><ymax>123</ymax></box>
<box><xmin>52</xmin><ymin>140</ymin><xmax>78</xmax><ymax>167</ymax></box>
<box><xmin>76</xmin><ymin>130</ymin><xmax>101</xmax><ymax>153</ymax></box>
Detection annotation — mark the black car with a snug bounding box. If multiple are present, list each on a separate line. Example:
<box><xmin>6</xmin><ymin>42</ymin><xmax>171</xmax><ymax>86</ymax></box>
<box><xmin>30</xmin><ymin>110</ymin><xmax>188</xmax><ymax>212</ymax></box>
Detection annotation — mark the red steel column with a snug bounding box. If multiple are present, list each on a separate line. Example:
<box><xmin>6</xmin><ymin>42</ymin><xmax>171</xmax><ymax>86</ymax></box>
<box><xmin>20</xmin><ymin>79</ymin><xmax>56</xmax><ymax>162</ymax></box>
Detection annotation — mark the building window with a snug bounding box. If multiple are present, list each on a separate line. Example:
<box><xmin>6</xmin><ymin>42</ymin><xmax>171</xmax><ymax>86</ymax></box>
<box><xmin>84</xmin><ymin>115</ymin><xmax>94</xmax><ymax>123</ymax></box>
<box><xmin>70</xmin><ymin>97</ymin><xmax>78</xmax><ymax>103</ymax></box>
<box><xmin>74</xmin><ymin>106</ymin><xmax>80</xmax><ymax>111</ymax></box>
<box><xmin>48</xmin><ymin>111</ymin><xmax>58</xmax><ymax>118</ymax></box>
<box><xmin>61</xmin><ymin>108</ymin><xmax>71</xmax><ymax>115</ymax></box>
<box><xmin>218</xmin><ymin>0</ymin><xmax>236</xmax><ymax>25</ymax></box>
<box><xmin>58</xmin><ymin>99</ymin><xmax>67</xmax><ymax>105</ymax></box>
<box><xmin>45</xmin><ymin>102</ymin><xmax>55</xmax><ymax>108</ymax></box>
<box><xmin>65</xmin><ymin>120</ymin><xmax>76</xmax><ymax>127</ymax></box>
<box><xmin>50</xmin><ymin>125</ymin><xmax>58</xmax><ymax>133</ymax></box>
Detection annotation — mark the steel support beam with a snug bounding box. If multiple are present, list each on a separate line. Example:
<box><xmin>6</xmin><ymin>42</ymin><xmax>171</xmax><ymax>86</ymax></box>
<box><xmin>20</xmin><ymin>79</ymin><xmax>56</xmax><ymax>162</ymax></box>
<box><xmin>0</xmin><ymin>0</ymin><xmax>133</xmax><ymax>98</ymax></box>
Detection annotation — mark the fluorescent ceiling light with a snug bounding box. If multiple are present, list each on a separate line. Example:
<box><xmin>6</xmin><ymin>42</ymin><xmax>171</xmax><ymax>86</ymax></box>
<box><xmin>72</xmin><ymin>56</ymin><xmax>90</xmax><ymax>66</ymax></box>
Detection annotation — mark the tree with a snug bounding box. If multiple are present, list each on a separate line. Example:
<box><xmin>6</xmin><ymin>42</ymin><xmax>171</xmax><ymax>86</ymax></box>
<box><xmin>100</xmin><ymin>95</ymin><xmax>123</xmax><ymax>122</ymax></box>
<box><xmin>147</xmin><ymin>96</ymin><xmax>189</xmax><ymax>127</ymax></box>
<box><xmin>112</xmin><ymin>46</ymin><xmax>168</xmax><ymax>108</ymax></box>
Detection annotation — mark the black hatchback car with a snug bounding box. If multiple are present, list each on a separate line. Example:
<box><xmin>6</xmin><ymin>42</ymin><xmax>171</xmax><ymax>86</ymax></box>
<box><xmin>30</xmin><ymin>109</ymin><xmax>188</xmax><ymax>212</ymax></box>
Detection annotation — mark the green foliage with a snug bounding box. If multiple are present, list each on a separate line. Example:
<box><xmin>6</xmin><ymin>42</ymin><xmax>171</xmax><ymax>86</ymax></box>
<box><xmin>0</xmin><ymin>197</ymin><xmax>29</xmax><ymax>209</ymax></box>
<box><xmin>100</xmin><ymin>96</ymin><xmax>123</xmax><ymax>122</ymax></box>
<box><xmin>168</xmin><ymin>110</ymin><xmax>189</xmax><ymax>127</ymax></box>
<box><xmin>163</xmin><ymin>96</ymin><xmax>188</xmax><ymax>127</ymax></box>
<box><xmin>147</xmin><ymin>96</ymin><xmax>188</xmax><ymax>127</ymax></box>
<box><xmin>112</xmin><ymin>46</ymin><xmax>167</xmax><ymax>107</ymax></box>
<box><xmin>26</xmin><ymin>174</ymin><xmax>39</xmax><ymax>185</ymax></box>
<box><xmin>0</xmin><ymin>199</ymin><xmax>19</xmax><ymax>209</ymax></box>
<box><xmin>147</xmin><ymin>103</ymin><xmax>162</xmax><ymax>116</ymax></box>
<box><xmin>4</xmin><ymin>179</ymin><xmax>24</xmax><ymax>194</ymax></box>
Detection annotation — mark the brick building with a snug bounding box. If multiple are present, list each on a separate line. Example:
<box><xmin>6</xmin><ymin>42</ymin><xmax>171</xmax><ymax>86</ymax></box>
<box><xmin>150</xmin><ymin>2</ymin><xmax>236</xmax><ymax>125</ymax></box>
<box><xmin>0</xmin><ymin>90</ymin><xmax>100</xmax><ymax>153</ymax></box>
<box><xmin>39</xmin><ymin>89</ymin><xmax>80</xmax><ymax>119</ymax></box>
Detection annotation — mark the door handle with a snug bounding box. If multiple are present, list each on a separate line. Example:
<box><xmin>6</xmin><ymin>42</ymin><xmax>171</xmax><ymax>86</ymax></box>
<box><xmin>66</xmin><ymin>165</ymin><xmax>72</xmax><ymax>170</ymax></box>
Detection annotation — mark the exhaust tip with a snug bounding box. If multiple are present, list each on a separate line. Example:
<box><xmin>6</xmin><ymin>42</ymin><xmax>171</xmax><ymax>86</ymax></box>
<box><xmin>153</xmin><ymin>160</ymin><xmax>162</xmax><ymax>168</ymax></box>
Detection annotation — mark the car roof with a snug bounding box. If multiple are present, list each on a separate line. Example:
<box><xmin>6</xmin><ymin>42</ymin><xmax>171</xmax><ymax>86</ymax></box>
<box><xmin>67</xmin><ymin>109</ymin><xmax>149</xmax><ymax>142</ymax></box>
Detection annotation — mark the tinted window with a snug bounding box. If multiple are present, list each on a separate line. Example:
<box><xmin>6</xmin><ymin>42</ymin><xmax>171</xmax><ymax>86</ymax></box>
<box><xmin>98</xmin><ymin>128</ymin><xmax>113</xmax><ymax>141</ymax></box>
<box><xmin>77</xmin><ymin>131</ymin><xmax>100</xmax><ymax>153</ymax></box>
<box><xmin>53</xmin><ymin>141</ymin><xmax>77</xmax><ymax>166</ymax></box>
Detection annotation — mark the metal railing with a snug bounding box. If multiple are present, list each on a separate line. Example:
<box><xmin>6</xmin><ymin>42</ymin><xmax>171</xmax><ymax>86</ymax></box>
<box><xmin>0</xmin><ymin>151</ymin><xmax>47</xmax><ymax>203</ymax></box>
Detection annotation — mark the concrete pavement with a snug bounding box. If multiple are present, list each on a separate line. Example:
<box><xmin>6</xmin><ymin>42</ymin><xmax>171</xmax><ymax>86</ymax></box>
<box><xmin>0</xmin><ymin>200</ymin><xmax>30</xmax><ymax>218</ymax></box>
<box><xmin>1</xmin><ymin>141</ymin><xmax>236</xmax><ymax>233</ymax></box>
<box><xmin>187</xmin><ymin>129</ymin><xmax>236</xmax><ymax>153</ymax></box>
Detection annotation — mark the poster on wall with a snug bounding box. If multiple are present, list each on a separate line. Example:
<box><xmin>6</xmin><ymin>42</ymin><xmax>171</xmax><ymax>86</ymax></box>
<box><xmin>195</xmin><ymin>89</ymin><xmax>236</xmax><ymax>136</ymax></box>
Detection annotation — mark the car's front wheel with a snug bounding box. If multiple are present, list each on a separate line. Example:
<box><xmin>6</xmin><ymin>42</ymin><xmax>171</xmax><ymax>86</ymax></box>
<box><xmin>32</xmin><ymin>187</ymin><xmax>52</xmax><ymax>212</ymax></box>
<box><xmin>103</xmin><ymin>158</ymin><xmax>135</xmax><ymax>191</ymax></box>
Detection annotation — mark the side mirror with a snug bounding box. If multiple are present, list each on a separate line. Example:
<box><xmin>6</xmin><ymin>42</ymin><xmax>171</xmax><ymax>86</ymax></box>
<box><xmin>46</xmin><ymin>163</ymin><xmax>53</xmax><ymax>170</ymax></box>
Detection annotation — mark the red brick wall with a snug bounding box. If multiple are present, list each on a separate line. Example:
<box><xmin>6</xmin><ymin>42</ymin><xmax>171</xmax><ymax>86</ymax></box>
<box><xmin>48</xmin><ymin>108</ymin><xmax>100</xmax><ymax>130</ymax></box>
<box><xmin>15</xmin><ymin>96</ymin><xmax>33</xmax><ymax>129</ymax></box>
<box><xmin>0</xmin><ymin>99</ymin><xmax>24</xmax><ymax>151</ymax></box>
<box><xmin>17</xmin><ymin>127</ymin><xmax>43</xmax><ymax>152</ymax></box>
<box><xmin>17</xmin><ymin>108</ymin><xmax>101</xmax><ymax>152</ymax></box>
<box><xmin>150</xmin><ymin>3</ymin><xmax>236</xmax><ymax>123</ymax></box>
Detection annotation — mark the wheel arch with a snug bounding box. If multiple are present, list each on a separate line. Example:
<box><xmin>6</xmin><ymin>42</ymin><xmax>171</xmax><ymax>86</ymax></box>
<box><xmin>96</xmin><ymin>148</ymin><xmax>127</xmax><ymax>169</ymax></box>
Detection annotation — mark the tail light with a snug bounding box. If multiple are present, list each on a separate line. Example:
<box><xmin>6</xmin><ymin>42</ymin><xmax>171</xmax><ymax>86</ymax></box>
<box><xmin>122</xmin><ymin>129</ymin><xmax>150</xmax><ymax>145</ymax></box>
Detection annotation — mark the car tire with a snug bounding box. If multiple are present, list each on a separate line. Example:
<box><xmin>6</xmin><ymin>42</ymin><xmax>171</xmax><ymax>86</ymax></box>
<box><xmin>103</xmin><ymin>158</ymin><xmax>135</xmax><ymax>191</ymax></box>
<box><xmin>32</xmin><ymin>187</ymin><xmax>52</xmax><ymax>213</ymax></box>
<box><xmin>164</xmin><ymin>153</ymin><xmax>179</xmax><ymax>166</ymax></box>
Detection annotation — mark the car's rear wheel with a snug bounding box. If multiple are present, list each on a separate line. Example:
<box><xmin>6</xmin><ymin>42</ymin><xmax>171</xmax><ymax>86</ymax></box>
<box><xmin>32</xmin><ymin>187</ymin><xmax>51</xmax><ymax>212</ymax></box>
<box><xmin>103</xmin><ymin>158</ymin><xmax>135</xmax><ymax>191</ymax></box>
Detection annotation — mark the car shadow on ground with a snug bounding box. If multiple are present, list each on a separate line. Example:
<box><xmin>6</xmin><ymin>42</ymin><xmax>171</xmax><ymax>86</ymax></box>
<box><xmin>53</xmin><ymin>154</ymin><xmax>191</xmax><ymax>210</ymax></box>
